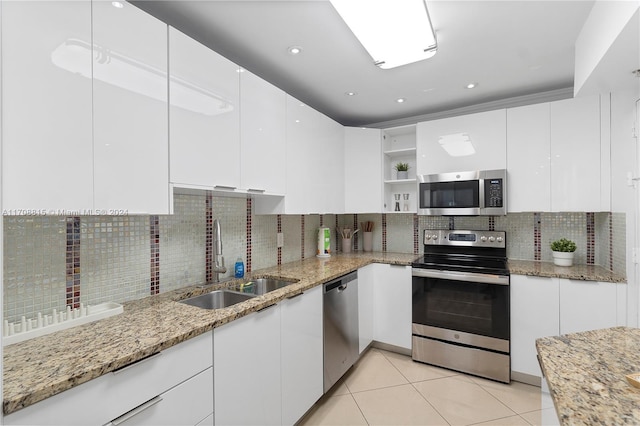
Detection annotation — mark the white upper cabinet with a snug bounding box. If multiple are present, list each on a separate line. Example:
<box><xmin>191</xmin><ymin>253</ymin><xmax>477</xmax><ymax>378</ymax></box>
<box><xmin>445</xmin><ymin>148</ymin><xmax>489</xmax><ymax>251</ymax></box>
<box><xmin>240</xmin><ymin>71</ymin><xmax>286</xmax><ymax>195</ymax></box>
<box><xmin>92</xmin><ymin>1</ymin><xmax>170</xmax><ymax>214</ymax></box>
<box><xmin>416</xmin><ymin>109</ymin><xmax>507</xmax><ymax>176</ymax></box>
<box><xmin>344</xmin><ymin>127</ymin><xmax>382</xmax><ymax>213</ymax></box>
<box><xmin>1</xmin><ymin>1</ymin><xmax>93</xmax><ymax>212</ymax></box>
<box><xmin>169</xmin><ymin>27</ymin><xmax>241</xmax><ymax>191</ymax></box>
<box><xmin>506</xmin><ymin>103</ymin><xmax>551</xmax><ymax>212</ymax></box>
<box><xmin>549</xmin><ymin>95</ymin><xmax>603</xmax><ymax>212</ymax></box>
<box><xmin>285</xmin><ymin>95</ymin><xmax>344</xmax><ymax>214</ymax></box>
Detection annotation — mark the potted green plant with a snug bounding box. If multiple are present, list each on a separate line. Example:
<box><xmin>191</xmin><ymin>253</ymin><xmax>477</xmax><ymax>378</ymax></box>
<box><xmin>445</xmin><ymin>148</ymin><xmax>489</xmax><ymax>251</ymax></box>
<box><xmin>550</xmin><ymin>238</ymin><xmax>577</xmax><ymax>266</ymax></box>
<box><xmin>395</xmin><ymin>162</ymin><xmax>410</xmax><ymax>180</ymax></box>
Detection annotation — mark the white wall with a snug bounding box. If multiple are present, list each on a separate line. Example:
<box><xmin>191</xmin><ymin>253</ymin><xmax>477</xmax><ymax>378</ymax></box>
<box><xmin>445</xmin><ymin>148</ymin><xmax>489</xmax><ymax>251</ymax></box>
<box><xmin>610</xmin><ymin>89</ymin><xmax>640</xmax><ymax>327</ymax></box>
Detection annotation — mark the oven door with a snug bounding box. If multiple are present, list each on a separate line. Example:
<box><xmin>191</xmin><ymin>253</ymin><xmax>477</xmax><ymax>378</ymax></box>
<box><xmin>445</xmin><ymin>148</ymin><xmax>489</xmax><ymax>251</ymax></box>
<box><xmin>411</xmin><ymin>268</ymin><xmax>509</xmax><ymax>344</ymax></box>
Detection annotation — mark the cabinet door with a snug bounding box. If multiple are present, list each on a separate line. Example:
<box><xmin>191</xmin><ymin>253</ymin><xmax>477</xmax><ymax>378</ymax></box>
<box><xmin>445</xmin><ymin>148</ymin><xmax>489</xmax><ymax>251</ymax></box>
<box><xmin>506</xmin><ymin>103</ymin><xmax>551</xmax><ymax>212</ymax></box>
<box><xmin>281</xmin><ymin>286</ymin><xmax>323</xmax><ymax>425</ymax></box>
<box><xmin>241</xmin><ymin>71</ymin><xmax>286</xmax><ymax>194</ymax></box>
<box><xmin>285</xmin><ymin>95</ymin><xmax>344</xmax><ymax>214</ymax></box>
<box><xmin>372</xmin><ymin>264</ymin><xmax>412</xmax><ymax>350</ymax></box>
<box><xmin>344</xmin><ymin>128</ymin><xmax>382</xmax><ymax>213</ymax></box>
<box><xmin>214</xmin><ymin>305</ymin><xmax>281</xmax><ymax>425</ymax></box>
<box><xmin>114</xmin><ymin>368</ymin><xmax>214</xmax><ymax>426</ymax></box>
<box><xmin>1</xmin><ymin>0</ymin><xmax>93</xmax><ymax>212</ymax></box>
<box><xmin>92</xmin><ymin>1</ymin><xmax>169</xmax><ymax>214</ymax></box>
<box><xmin>550</xmin><ymin>95</ymin><xmax>601</xmax><ymax>212</ymax></box>
<box><xmin>169</xmin><ymin>27</ymin><xmax>241</xmax><ymax>189</ymax></box>
<box><xmin>357</xmin><ymin>264</ymin><xmax>375</xmax><ymax>353</ymax></box>
<box><xmin>559</xmin><ymin>279</ymin><xmax>620</xmax><ymax>334</ymax></box>
<box><xmin>416</xmin><ymin>109</ymin><xmax>507</xmax><ymax>176</ymax></box>
<box><xmin>510</xmin><ymin>275</ymin><xmax>559</xmax><ymax>379</ymax></box>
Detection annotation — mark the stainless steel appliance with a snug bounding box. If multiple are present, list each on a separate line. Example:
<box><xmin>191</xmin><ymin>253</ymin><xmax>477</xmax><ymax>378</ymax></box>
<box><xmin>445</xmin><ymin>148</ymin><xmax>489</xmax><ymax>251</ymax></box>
<box><xmin>418</xmin><ymin>169</ymin><xmax>507</xmax><ymax>216</ymax></box>
<box><xmin>412</xmin><ymin>229</ymin><xmax>510</xmax><ymax>383</ymax></box>
<box><xmin>323</xmin><ymin>271</ymin><xmax>359</xmax><ymax>392</ymax></box>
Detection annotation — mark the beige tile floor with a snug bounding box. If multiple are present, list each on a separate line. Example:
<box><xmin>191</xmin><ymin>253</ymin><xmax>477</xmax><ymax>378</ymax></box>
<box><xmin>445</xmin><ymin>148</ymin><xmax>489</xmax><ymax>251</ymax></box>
<box><xmin>300</xmin><ymin>348</ymin><xmax>559</xmax><ymax>426</ymax></box>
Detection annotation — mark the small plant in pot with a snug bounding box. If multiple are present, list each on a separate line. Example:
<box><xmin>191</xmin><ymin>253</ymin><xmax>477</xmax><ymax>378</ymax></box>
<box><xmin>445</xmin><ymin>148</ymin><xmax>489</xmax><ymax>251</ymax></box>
<box><xmin>550</xmin><ymin>238</ymin><xmax>577</xmax><ymax>267</ymax></box>
<box><xmin>395</xmin><ymin>162</ymin><xmax>410</xmax><ymax>180</ymax></box>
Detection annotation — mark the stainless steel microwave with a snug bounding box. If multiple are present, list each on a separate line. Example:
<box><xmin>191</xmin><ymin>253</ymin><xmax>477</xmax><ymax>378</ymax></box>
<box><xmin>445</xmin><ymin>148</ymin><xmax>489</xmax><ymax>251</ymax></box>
<box><xmin>418</xmin><ymin>169</ymin><xmax>507</xmax><ymax>216</ymax></box>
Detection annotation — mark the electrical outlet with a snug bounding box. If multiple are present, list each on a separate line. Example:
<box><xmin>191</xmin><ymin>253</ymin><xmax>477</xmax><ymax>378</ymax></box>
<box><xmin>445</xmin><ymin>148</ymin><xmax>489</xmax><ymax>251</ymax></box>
<box><xmin>277</xmin><ymin>232</ymin><xmax>284</xmax><ymax>248</ymax></box>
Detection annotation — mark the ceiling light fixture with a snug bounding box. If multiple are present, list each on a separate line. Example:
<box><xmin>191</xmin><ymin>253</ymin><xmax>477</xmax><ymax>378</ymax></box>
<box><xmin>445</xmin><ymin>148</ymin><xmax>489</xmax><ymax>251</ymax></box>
<box><xmin>396</xmin><ymin>98</ymin><xmax>406</xmax><ymax>103</ymax></box>
<box><xmin>438</xmin><ymin>133</ymin><xmax>476</xmax><ymax>157</ymax></box>
<box><xmin>330</xmin><ymin>0</ymin><xmax>437</xmax><ymax>69</ymax></box>
<box><xmin>111</xmin><ymin>1</ymin><xmax>124</xmax><ymax>8</ymax></box>
<box><xmin>288</xmin><ymin>46</ymin><xmax>302</xmax><ymax>55</ymax></box>
<box><xmin>465</xmin><ymin>82</ymin><xmax>478</xmax><ymax>89</ymax></box>
<box><xmin>345</xmin><ymin>91</ymin><xmax>357</xmax><ymax>96</ymax></box>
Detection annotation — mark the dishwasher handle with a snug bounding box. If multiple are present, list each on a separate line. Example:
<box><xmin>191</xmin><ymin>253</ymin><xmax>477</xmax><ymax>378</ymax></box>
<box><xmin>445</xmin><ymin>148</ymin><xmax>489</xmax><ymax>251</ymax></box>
<box><xmin>324</xmin><ymin>271</ymin><xmax>357</xmax><ymax>293</ymax></box>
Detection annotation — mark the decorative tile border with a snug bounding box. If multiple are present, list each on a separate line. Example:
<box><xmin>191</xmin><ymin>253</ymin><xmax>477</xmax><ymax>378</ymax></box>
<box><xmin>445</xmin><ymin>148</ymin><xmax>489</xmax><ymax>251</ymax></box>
<box><xmin>300</xmin><ymin>215</ymin><xmax>305</xmax><ymax>259</ymax></box>
<box><xmin>609</xmin><ymin>213</ymin><xmax>614</xmax><ymax>271</ymax></box>
<box><xmin>246</xmin><ymin>197</ymin><xmax>252</xmax><ymax>273</ymax></box>
<box><xmin>413</xmin><ymin>213</ymin><xmax>419</xmax><ymax>254</ymax></box>
<box><xmin>66</xmin><ymin>217</ymin><xmax>81</xmax><ymax>308</ymax></box>
<box><xmin>448</xmin><ymin>217</ymin><xmax>455</xmax><ymax>230</ymax></box>
<box><xmin>353</xmin><ymin>214</ymin><xmax>359</xmax><ymax>251</ymax></box>
<box><xmin>382</xmin><ymin>214</ymin><xmax>387</xmax><ymax>252</ymax></box>
<box><xmin>489</xmin><ymin>216</ymin><xmax>495</xmax><ymax>231</ymax></box>
<box><xmin>277</xmin><ymin>214</ymin><xmax>282</xmax><ymax>266</ymax></box>
<box><xmin>586</xmin><ymin>212</ymin><xmax>595</xmax><ymax>265</ymax></box>
<box><xmin>205</xmin><ymin>191</ymin><xmax>213</xmax><ymax>283</ymax></box>
<box><xmin>534</xmin><ymin>212</ymin><xmax>541</xmax><ymax>261</ymax></box>
<box><xmin>150</xmin><ymin>215</ymin><xmax>160</xmax><ymax>295</ymax></box>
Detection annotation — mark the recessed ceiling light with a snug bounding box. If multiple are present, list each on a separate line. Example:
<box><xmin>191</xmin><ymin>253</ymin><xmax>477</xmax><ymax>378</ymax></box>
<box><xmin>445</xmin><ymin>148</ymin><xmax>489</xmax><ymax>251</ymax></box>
<box><xmin>345</xmin><ymin>92</ymin><xmax>357</xmax><ymax>96</ymax></box>
<box><xmin>465</xmin><ymin>82</ymin><xmax>478</xmax><ymax>89</ymax></box>
<box><xmin>288</xmin><ymin>46</ymin><xmax>303</xmax><ymax>55</ymax></box>
<box><xmin>396</xmin><ymin>98</ymin><xmax>406</xmax><ymax>103</ymax></box>
<box><xmin>236</xmin><ymin>67</ymin><xmax>245</xmax><ymax>73</ymax></box>
<box><xmin>111</xmin><ymin>1</ymin><xmax>124</xmax><ymax>8</ymax></box>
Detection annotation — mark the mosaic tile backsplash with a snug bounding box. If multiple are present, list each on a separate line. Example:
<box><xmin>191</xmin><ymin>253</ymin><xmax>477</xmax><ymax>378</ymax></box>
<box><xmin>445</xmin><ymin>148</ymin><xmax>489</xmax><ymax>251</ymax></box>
<box><xmin>3</xmin><ymin>191</ymin><xmax>627</xmax><ymax>322</ymax></box>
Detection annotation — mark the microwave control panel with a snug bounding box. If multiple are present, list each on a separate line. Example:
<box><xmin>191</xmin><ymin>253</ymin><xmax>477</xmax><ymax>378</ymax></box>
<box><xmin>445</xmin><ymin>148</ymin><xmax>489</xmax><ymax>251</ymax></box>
<box><xmin>484</xmin><ymin>178</ymin><xmax>503</xmax><ymax>207</ymax></box>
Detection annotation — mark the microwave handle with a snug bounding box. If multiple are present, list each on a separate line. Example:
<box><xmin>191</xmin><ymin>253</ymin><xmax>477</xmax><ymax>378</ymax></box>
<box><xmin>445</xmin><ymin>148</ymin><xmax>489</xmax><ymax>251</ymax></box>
<box><xmin>478</xmin><ymin>177</ymin><xmax>485</xmax><ymax>209</ymax></box>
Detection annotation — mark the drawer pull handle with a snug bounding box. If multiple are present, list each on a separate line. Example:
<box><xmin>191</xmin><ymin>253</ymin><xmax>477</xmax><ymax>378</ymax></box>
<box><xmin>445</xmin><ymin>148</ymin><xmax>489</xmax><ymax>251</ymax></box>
<box><xmin>286</xmin><ymin>291</ymin><xmax>304</xmax><ymax>300</ymax></box>
<box><xmin>112</xmin><ymin>352</ymin><xmax>161</xmax><ymax>375</ymax></box>
<box><xmin>110</xmin><ymin>395</ymin><xmax>163</xmax><ymax>426</ymax></box>
<box><xmin>257</xmin><ymin>303</ymin><xmax>277</xmax><ymax>313</ymax></box>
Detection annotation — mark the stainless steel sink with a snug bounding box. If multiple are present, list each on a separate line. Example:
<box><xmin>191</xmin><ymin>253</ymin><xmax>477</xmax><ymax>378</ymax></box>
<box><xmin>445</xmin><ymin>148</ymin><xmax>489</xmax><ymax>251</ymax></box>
<box><xmin>238</xmin><ymin>278</ymin><xmax>297</xmax><ymax>295</ymax></box>
<box><xmin>180</xmin><ymin>289</ymin><xmax>255</xmax><ymax>310</ymax></box>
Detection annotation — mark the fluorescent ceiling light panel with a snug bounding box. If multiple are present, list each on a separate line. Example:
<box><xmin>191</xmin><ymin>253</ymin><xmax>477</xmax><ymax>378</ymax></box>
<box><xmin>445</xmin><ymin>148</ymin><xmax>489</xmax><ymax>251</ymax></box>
<box><xmin>438</xmin><ymin>133</ymin><xmax>476</xmax><ymax>157</ymax></box>
<box><xmin>330</xmin><ymin>0</ymin><xmax>437</xmax><ymax>69</ymax></box>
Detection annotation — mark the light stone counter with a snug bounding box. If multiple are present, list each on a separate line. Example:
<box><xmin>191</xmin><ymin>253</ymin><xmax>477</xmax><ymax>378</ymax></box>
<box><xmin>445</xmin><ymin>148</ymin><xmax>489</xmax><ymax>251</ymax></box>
<box><xmin>2</xmin><ymin>252</ymin><xmax>417</xmax><ymax>415</ymax></box>
<box><xmin>508</xmin><ymin>260</ymin><xmax>626</xmax><ymax>283</ymax></box>
<box><xmin>536</xmin><ymin>327</ymin><xmax>640</xmax><ymax>425</ymax></box>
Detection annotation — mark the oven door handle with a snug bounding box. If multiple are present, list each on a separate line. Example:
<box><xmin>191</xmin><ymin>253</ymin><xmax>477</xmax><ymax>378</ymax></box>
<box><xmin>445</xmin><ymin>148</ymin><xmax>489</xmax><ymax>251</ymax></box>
<box><xmin>412</xmin><ymin>268</ymin><xmax>509</xmax><ymax>285</ymax></box>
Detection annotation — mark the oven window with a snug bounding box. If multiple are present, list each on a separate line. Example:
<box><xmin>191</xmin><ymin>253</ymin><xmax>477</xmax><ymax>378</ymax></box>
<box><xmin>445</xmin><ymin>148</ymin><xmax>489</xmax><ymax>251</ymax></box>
<box><xmin>412</xmin><ymin>276</ymin><xmax>509</xmax><ymax>340</ymax></box>
<box><xmin>422</xmin><ymin>180</ymin><xmax>479</xmax><ymax>209</ymax></box>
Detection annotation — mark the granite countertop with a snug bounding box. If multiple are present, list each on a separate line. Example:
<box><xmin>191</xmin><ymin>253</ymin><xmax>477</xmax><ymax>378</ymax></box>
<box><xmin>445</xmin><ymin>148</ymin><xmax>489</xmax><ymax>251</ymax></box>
<box><xmin>508</xmin><ymin>259</ymin><xmax>626</xmax><ymax>283</ymax></box>
<box><xmin>536</xmin><ymin>327</ymin><xmax>640</xmax><ymax>425</ymax></box>
<box><xmin>2</xmin><ymin>252</ymin><xmax>416</xmax><ymax>416</ymax></box>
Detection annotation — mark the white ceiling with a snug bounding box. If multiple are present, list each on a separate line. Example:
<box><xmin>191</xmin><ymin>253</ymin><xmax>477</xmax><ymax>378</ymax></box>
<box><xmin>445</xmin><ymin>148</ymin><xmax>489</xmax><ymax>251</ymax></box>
<box><xmin>133</xmin><ymin>0</ymin><xmax>596</xmax><ymax>127</ymax></box>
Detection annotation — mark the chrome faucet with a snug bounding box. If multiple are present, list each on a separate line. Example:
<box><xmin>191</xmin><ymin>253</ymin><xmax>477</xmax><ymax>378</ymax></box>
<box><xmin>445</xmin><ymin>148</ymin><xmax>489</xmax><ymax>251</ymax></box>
<box><xmin>213</xmin><ymin>218</ymin><xmax>226</xmax><ymax>282</ymax></box>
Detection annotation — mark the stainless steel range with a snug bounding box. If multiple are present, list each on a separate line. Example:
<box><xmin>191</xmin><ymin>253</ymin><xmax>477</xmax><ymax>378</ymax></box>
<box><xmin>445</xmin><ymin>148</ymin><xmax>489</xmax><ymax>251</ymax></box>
<box><xmin>411</xmin><ymin>229</ymin><xmax>510</xmax><ymax>383</ymax></box>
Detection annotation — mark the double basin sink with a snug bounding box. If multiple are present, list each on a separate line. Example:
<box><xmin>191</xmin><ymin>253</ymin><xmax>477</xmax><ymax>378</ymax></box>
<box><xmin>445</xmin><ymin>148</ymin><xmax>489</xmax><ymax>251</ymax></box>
<box><xmin>180</xmin><ymin>278</ymin><xmax>297</xmax><ymax>310</ymax></box>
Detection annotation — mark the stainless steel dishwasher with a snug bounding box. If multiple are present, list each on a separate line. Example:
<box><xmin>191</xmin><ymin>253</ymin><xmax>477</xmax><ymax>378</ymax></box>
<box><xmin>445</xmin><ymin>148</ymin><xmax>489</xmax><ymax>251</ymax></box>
<box><xmin>323</xmin><ymin>271</ymin><xmax>359</xmax><ymax>393</ymax></box>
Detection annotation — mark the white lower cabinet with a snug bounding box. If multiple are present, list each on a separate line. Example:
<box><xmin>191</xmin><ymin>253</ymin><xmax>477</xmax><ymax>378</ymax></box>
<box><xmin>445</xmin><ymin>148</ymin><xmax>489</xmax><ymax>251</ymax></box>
<box><xmin>559</xmin><ymin>279</ymin><xmax>625</xmax><ymax>334</ymax></box>
<box><xmin>281</xmin><ymin>286</ymin><xmax>323</xmax><ymax>425</ymax></box>
<box><xmin>357</xmin><ymin>264</ymin><xmax>375</xmax><ymax>353</ymax></box>
<box><xmin>511</xmin><ymin>275</ymin><xmax>626</xmax><ymax>382</ymax></box>
<box><xmin>214</xmin><ymin>304</ymin><xmax>282</xmax><ymax>426</ymax></box>
<box><xmin>372</xmin><ymin>264</ymin><xmax>412</xmax><ymax>351</ymax></box>
<box><xmin>113</xmin><ymin>368</ymin><xmax>214</xmax><ymax>426</ymax></box>
<box><xmin>214</xmin><ymin>287</ymin><xmax>324</xmax><ymax>426</ymax></box>
<box><xmin>4</xmin><ymin>332</ymin><xmax>213</xmax><ymax>426</ymax></box>
<box><xmin>510</xmin><ymin>275</ymin><xmax>560</xmax><ymax>380</ymax></box>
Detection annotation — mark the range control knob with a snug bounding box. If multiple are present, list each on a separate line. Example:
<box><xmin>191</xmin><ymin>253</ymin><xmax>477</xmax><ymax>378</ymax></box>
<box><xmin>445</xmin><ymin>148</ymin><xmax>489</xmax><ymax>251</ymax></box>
<box><xmin>489</xmin><ymin>236</ymin><xmax>496</xmax><ymax>243</ymax></box>
<box><xmin>425</xmin><ymin>234</ymin><xmax>432</xmax><ymax>240</ymax></box>
<box><xmin>432</xmin><ymin>234</ymin><xmax>438</xmax><ymax>240</ymax></box>
<box><xmin>496</xmin><ymin>236</ymin><xmax>504</xmax><ymax>243</ymax></box>
<box><xmin>480</xmin><ymin>235</ymin><xmax>487</xmax><ymax>242</ymax></box>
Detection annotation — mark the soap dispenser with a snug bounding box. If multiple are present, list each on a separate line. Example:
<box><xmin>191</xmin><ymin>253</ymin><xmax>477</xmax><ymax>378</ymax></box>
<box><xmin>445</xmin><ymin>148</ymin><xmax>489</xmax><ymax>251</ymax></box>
<box><xmin>234</xmin><ymin>257</ymin><xmax>245</xmax><ymax>278</ymax></box>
